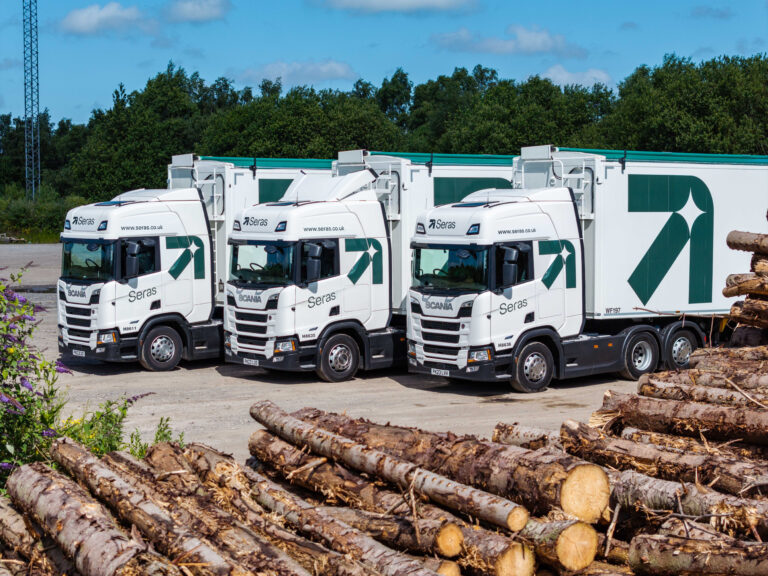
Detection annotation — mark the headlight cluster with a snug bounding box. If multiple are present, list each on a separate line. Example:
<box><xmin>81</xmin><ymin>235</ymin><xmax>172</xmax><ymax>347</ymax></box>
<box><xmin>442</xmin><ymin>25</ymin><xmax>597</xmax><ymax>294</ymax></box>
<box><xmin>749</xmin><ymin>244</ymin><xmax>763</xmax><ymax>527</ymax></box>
<box><xmin>97</xmin><ymin>331</ymin><xmax>117</xmax><ymax>345</ymax></box>
<box><xmin>274</xmin><ymin>340</ymin><xmax>296</xmax><ymax>353</ymax></box>
<box><xmin>468</xmin><ymin>349</ymin><xmax>491</xmax><ymax>363</ymax></box>
<box><xmin>408</xmin><ymin>341</ymin><xmax>416</xmax><ymax>357</ymax></box>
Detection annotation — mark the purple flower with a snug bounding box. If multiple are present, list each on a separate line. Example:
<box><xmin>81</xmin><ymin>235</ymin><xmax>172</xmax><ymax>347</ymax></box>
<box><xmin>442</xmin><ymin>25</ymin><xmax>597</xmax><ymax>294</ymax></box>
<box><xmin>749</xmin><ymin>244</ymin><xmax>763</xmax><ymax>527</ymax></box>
<box><xmin>0</xmin><ymin>394</ymin><xmax>10</xmax><ymax>403</ymax></box>
<box><xmin>16</xmin><ymin>295</ymin><xmax>26</xmax><ymax>304</ymax></box>
<box><xmin>20</xmin><ymin>377</ymin><xmax>33</xmax><ymax>391</ymax></box>
<box><xmin>42</xmin><ymin>428</ymin><xmax>57</xmax><ymax>437</ymax></box>
<box><xmin>55</xmin><ymin>360</ymin><xmax>72</xmax><ymax>374</ymax></box>
<box><xmin>0</xmin><ymin>463</ymin><xmax>14</xmax><ymax>471</ymax></box>
<box><xmin>21</xmin><ymin>314</ymin><xmax>35</xmax><ymax>321</ymax></box>
<box><xmin>8</xmin><ymin>323</ymin><xmax>17</xmax><ymax>331</ymax></box>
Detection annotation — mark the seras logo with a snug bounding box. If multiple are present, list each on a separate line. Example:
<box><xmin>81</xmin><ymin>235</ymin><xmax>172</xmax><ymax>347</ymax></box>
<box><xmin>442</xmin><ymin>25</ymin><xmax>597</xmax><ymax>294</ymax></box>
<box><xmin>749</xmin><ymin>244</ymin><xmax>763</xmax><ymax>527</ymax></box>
<box><xmin>72</xmin><ymin>216</ymin><xmax>95</xmax><ymax>226</ymax></box>
<box><xmin>428</xmin><ymin>219</ymin><xmax>456</xmax><ymax>230</ymax></box>
<box><xmin>424</xmin><ymin>300</ymin><xmax>453</xmax><ymax>311</ymax></box>
<box><xmin>243</xmin><ymin>217</ymin><xmax>268</xmax><ymax>227</ymax></box>
<box><xmin>128</xmin><ymin>287</ymin><xmax>157</xmax><ymax>303</ymax></box>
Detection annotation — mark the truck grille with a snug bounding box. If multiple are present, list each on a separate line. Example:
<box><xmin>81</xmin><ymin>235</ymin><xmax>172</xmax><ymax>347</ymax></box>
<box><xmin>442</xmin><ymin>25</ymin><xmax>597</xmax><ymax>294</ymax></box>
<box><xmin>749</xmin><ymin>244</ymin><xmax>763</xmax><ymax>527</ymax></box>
<box><xmin>236</xmin><ymin>323</ymin><xmax>267</xmax><ymax>335</ymax></box>
<box><xmin>67</xmin><ymin>328</ymin><xmax>91</xmax><ymax>340</ymax></box>
<box><xmin>423</xmin><ymin>344</ymin><xmax>460</xmax><ymax>356</ymax></box>
<box><xmin>65</xmin><ymin>306</ymin><xmax>90</xmax><ymax>317</ymax></box>
<box><xmin>235</xmin><ymin>311</ymin><xmax>268</xmax><ymax>323</ymax></box>
<box><xmin>238</xmin><ymin>335</ymin><xmax>268</xmax><ymax>348</ymax></box>
<box><xmin>421</xmin><ymin>319</ymin><xmax>460</xmax><ymax>331</ymax></box>
<box><xmin>422</xmin><ymin>331</ymin><xmax>459</xmax><ymax>344</ymax></box>
<box><xmin>66</xmin><ymin>317</ymin><xmax>91</xmax><ymax>328</ymax></box>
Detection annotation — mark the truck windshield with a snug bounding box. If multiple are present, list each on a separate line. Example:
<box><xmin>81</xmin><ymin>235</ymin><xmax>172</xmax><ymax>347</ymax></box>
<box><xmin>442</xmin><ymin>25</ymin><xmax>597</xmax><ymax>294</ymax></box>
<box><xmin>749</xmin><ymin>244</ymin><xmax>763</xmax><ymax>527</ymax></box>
<box><xmin>230</xmin><ymin>242</ymin><xmax>294</xmax><ymax>287</ymax></box>
<box><xmin>61</xmin><ymin>240</ymin><xmax>115</xmax><ymax>283</ymax></box>
<box><xmin>412</xmin><ymin>245</ymin><xmax>489</xmax><ymax>293</ymax></box>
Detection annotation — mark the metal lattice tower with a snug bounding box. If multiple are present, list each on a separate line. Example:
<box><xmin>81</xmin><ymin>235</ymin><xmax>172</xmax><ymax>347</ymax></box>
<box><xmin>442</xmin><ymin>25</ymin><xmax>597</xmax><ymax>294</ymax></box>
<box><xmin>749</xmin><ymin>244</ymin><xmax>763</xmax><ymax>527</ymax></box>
<box><xmin>23</xmin><ymin>0</ymin><xmax>40</xmax><ymax>199</ymax></box>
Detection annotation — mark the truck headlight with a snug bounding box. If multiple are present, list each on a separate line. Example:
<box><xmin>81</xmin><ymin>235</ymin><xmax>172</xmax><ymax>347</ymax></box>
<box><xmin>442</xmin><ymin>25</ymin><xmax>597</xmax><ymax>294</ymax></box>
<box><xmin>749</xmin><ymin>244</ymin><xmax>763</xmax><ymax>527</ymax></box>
<box><xmin>274</xmin><ymin>340</ymin><xmax>296</xmax><ymax>353</ymax></box>
<box><xmin>97</xmin><ymin>331</ymin><xmax>117</xmax><ymax>344</ymax></box>
<box><xmin>468</xmin><ymin>349</ymin><xmax>491</xmax><ymax>363</ymax></box>
<box><xmin>224</xmin><ymin>332</ymin><xmax>231</xmax><ymax>348</ymax></box>
<box><xmin>408</xmin><ymin>341</ymin><xmax>416</xmax><ymax>357</ymax></box>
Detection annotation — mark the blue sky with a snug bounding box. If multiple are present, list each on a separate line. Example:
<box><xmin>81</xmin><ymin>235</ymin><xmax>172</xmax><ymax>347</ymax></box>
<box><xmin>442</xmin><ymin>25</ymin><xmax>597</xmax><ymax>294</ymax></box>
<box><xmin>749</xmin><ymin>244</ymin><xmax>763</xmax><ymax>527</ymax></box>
<box><xmin>1</xmin><ymin>0</ymin><xmax>766</xmax><ymax>124</ymax></box>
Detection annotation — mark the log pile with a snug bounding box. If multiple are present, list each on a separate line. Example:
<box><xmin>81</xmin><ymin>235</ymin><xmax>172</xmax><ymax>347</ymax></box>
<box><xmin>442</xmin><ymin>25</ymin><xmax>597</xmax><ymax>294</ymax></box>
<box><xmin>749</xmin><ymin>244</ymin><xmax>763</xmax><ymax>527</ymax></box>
<box><xmin>725</xmin><ymin>218</ymin><xmax>768</xmax><ymax>344</ymax></box>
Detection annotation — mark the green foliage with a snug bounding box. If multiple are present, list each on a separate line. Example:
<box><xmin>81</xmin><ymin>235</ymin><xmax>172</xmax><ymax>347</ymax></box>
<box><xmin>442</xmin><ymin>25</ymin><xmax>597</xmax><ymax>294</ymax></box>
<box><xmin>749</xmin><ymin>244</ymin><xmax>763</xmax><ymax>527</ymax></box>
<box><xmin>127</xmin><ymin>417</ymin><xmax>184</xmax><ymax>459</ymax></box>
<box><xmin>59</xmin><ymin>399</ymin><xmax>130</xmax><ymax>457</ymax></box>
<box><xmin>0</xmin><ymin>182</ymin><xmax>86</xmax><ymax>236</ymax></box>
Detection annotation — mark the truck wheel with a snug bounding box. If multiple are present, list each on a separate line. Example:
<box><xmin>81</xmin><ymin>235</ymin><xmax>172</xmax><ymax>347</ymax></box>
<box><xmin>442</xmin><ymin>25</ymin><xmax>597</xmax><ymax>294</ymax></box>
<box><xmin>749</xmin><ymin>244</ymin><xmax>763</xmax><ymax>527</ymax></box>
<box><xmin>619</xmin><ymin>332</ymin><xmax>659</xmax><ymax>380</ymax></box>
<box><xmin>664</xmin><ymin>329</ymin><xmax>697</xmax><ymax>370</ymax></box>
<box><xmin>317</xmin><ymin>333</ymin><xmax>359</xmax><ymax>382</ymax></box>
<box><xmin>510</xmin><ymin>342</ymin><xmax>554</xmax><ymax>393</ymax></box>
<box><xmin>139</xmin><ymin>326</ymin><xmax>182</xmax><ymax>371</ymax></box>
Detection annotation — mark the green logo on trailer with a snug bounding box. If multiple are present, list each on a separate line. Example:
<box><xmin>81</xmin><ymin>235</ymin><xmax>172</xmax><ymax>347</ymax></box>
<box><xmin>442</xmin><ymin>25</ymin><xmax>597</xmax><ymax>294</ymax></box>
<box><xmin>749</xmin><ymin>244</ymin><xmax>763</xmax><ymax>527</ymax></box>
<box><xmin>345</xmin><ymin>238</ymin><xmax>383</xmax><ymax>285</ymax></box>
<box><xmin>627</xmin><ymin>175</ymin><xmax>713</xmax><ymax>305</ymax></box>
<box><xmin>539</xmin><ymin>240</ymin><xmax>576</xmax><ymax>289</ymax></box>
<box><xmin>166</xmin><ymin>236</ymin><xmax>206</xmax><ymax>280</ymax></box>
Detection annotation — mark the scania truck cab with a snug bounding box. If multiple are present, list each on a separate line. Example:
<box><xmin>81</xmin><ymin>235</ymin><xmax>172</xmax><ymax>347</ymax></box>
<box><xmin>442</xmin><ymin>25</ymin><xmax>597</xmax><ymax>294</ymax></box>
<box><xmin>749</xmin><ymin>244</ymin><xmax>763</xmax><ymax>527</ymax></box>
<box><xmin>57</xmin><ymin>155</ymin><xmax>331</xmax><ymax>370</ymax></box>
<box><xmin>224</xmin><ymin>149</ymin><xmax>520</xmax><ymax>381</ymax></box>
<box><xmin>407</xmin><ymin>145</ymin><xmax>768</xmax><ymax>392</ymax></box>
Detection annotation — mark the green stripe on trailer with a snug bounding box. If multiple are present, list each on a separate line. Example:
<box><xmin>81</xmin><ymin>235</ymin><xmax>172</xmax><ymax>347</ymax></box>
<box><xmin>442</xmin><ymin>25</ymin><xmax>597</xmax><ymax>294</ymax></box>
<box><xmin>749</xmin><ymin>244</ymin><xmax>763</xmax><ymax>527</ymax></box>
<box><xmin>199</xmin><ymin>156</ymin><xmax>334</xmax><ymax>169</ymax></box>
<box><xmin>558</xmin><ymin>147</ymin><xmax>768</xmax><ymax>166</ymax></box>
<box><xmin>259</xmin><ymin>179</ymin><xmax>294</xmax><ymax>203</ymax></box>
<box><xmin>370</xmin><ymin>151</ymin><xmax>517</xmax><ymax>166</ymax></box>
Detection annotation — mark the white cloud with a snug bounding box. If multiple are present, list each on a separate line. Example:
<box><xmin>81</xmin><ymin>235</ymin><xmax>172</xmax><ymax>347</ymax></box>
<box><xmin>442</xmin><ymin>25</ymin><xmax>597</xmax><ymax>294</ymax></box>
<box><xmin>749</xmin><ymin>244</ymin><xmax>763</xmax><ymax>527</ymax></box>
<box><xmin>60</xmin><ymin>3</ymin><xmax>149</xmax><ymax>35</ymax></box>
<box><xmin>242</xmin><ymin>59</ymin><xmax>356</xmax><ymax>86</ymax></box>
<box><xmin>432</xmin><ymin>25</ymin><xmax>586</xmax><ymax>58</ymax></box>
<box><xmin>543</xmin><ymin>64</ymin><xmax>611</xmax><ymax>87</ymax></box>
<box><xmin>166</xmin><ymin>0</ymin><xmax>231</xmax><ymax>23</ymax></box>
<box><xmin>322</xmin><ymin>0</ymin><xmax>472</xmax><ymax>13</ymax></box>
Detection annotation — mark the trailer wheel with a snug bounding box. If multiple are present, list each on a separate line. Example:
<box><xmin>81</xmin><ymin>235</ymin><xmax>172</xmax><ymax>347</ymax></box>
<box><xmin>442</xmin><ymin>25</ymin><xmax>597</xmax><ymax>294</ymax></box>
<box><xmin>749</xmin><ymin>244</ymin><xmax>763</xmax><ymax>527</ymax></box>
<box><xmin>619</xmin><ymin>332</ymin><xmax>659</xmax><ymax>380</ymax></box>
<box><xmin>510</xmin><ymin>342</ymin><xmax>554</xmax><ymax>393</ymax></box>
<box><xmin>664</xmin><ymin>329</ymin><xmax>697</xmax><ymax>370</ymax></box>
<box><xmin>139</xmin><ymin>326</ymin><xmax>182</xmax><ymax>371</ymax></box>
<box><xmin>317</xmin><ymin>333</ymin><xmax>359</xmax><ymax>382</ymax></box>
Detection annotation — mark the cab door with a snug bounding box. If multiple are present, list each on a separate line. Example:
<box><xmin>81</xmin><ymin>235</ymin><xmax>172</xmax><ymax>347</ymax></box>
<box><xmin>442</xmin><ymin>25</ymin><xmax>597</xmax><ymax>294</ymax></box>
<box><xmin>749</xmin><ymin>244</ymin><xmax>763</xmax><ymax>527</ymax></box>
<box><xmin>113</xmin><ymin>238</ymin><xmax>163</xmax><ymax>336</ymax></box>
<box><xmin>490</xmin><ymin>242</ymin><xmax>537</xmax><ymax>352</ymax></box>
<box><xmin>294</xmin><ymin>239</ymin><xmax>346</xmax><ymax>342</ymax></box>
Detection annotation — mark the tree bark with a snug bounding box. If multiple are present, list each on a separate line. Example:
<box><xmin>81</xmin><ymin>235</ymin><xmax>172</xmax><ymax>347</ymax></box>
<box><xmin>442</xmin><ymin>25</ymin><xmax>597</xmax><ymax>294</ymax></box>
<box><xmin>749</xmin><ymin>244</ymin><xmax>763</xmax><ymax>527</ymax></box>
<box><xmin>752</xmin><ymin>254</ymin><xmax>768</xmax><ymax>276</ymax></box>
<box><xmin>659</xmin><ymin>518</ymin><xmax>736</xmax><ymax>541</ymax></box>
<box><xmin>638</xmin><ymin>368</ymin><xmax>768</xmax><ymax>392</ymax></box>
<box><xmin>248</xmin><ymin>429</ymin><xmax>593</xmax><ymax>575</ymax></box>
<box><xmin>610</xmin><ymin>468</ymin><xmax>768</xmax><ymax>537</ymax></box>
<box><xmin>184</xmin><ymin>443</ymin><xmax>440</xmax><ymax>576</ymax></box>
<box><xmin>638</xmin><ymin>378</ymin><xmax>768</xmax><ymax>408</ymax></box>
<box><xmin>575</xmin><ymin>562</ymin><xmax>633</xmax><ymax>576</ymax></box>
<box><xmin>690</xmin><ymin>345</ymin><xmax>768</xmax><ymax>365</ymax></box>
<box><xmin>595</xmin><ymin>536</ymin><xmax>629</xmax><ymax>566</ymax></box>
<box><xmin>727</xmin><ymin>230</ymin><xmax>768</xmax><ymax>254</ymax></box>
<box><xmin>49</xmin><ymin>437</ymin><xmax>256</xmax><ymax>576</ymax></box>
<box><xmin>731</xmin><ymin>300</ymin><xmax>768</xmax><ymax>329</ymax></box>
<box><xmin>318</xmin><ymin>506</ymin><xmax>463</xmax><ymax>559</ymax></box>
<box><xmin>0</xmin><ymin>496</ymin><xmax>76</xmax><ymax>575</ymax></box>
<box><xmin>619</xmin><ymin>426</ymin><xmax>768</xmax><ymax>462</ymax></box>
<box><xmin>724</xmin><ymin>273</ymin><xmax>768</xmax><ymax>297</ymax></box>
<box><xmin>250</xmin><ymin>401</ymin><xmax>530</xmax><ymax>532</ymax></box>
<box><xmin>491</xmin><ymin>424</ymin><xmax>561</xmax><ymax>450</ymax></box>
<box><xmin>600</xmin><ymin>390</ymin><xmax>768</xmax><ymax>446</ymax></box>
<box><xmin>420</xmin><ymin>558</ymin><xmax>461</xmax><ymax>576</ymax></box>
<box><xmin>100</xmin><ymin>447</ymin><xmax>314</xmax><ymax>576</ymax></box>
<box><xmin>628</xmin><ymin>534</ymin><xmax>768</xmax><ymax>575</ymax></box>
<box><xmin>6</xmin><ymin>462</ymin><xmax>181</xmax><ymax>576</ymax></box>
<box><xmin>560</xmin><ymin>419</ymin><xmax>768</xmax><ymax>496</ymax></box>
<box><xmin>289</xmin><ymin>406</ymin><xmax>609</xmax><ymax>524</ymax></box>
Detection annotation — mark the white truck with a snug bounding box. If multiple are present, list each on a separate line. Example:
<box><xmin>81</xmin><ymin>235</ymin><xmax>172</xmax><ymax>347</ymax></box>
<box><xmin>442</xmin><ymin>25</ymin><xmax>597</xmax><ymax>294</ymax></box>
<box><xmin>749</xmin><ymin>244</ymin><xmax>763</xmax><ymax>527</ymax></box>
<box><xmin>223</xmin><ymin>149</ymin><xmax>520</xmax><ymax>381</ymax></box>
<box><xmin>407</xmin><ymin>145</ymin><xmax>768</xmax><ymax>392</ymax></box>
<box><xmin>57</xmin><ymin>154</ymin><xmax>332</xmax><ymax>370</ymax></box>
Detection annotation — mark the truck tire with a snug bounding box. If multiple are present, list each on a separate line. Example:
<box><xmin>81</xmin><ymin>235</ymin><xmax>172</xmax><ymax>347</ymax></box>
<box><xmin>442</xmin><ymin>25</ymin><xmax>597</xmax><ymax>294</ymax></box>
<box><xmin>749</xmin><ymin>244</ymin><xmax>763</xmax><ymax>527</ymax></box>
<box><xmin>510</xmin><ymin>342</ymin><xmax>554</xmax><ymax>393</ymax></box>
<box><xmin>317</xmin><ymin>333</ymin><xmax>359</xmax><ymax>382</ymax></box>
<box><xmin>139</xmin><ymin>325</ymin><xmax>182</xmax><ymax>371</ymax></box>
<box><xmin>664</xmin><ymin>329</ymin><xmax>697</xmax><ymax>370</ymax></box>
<box><xmin>619</xmin><ymin>332</ymin><xmax>659</xmax><ymax>380</ymax></box>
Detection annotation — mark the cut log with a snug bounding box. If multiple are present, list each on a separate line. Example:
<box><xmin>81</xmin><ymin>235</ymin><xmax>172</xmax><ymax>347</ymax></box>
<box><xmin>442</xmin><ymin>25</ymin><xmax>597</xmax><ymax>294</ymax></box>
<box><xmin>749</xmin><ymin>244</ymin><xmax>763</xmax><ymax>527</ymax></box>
<box><xmin>727</xmin><ymin>230</ymin><xmax>768</xmax><ymax>254</ymax></box>
<box><xmin>250</xmin><ymin>401</ymin><xmax>530</xmax><ymax>531</ymax></box>
<box><xmin>601</xmin><ymin>390</ymin><xmax>768</xmax><ymax>446</ymax></box>
<box><xmin>49</xmin><ymin>437</ymin><xmax>258</xmax><ymax>576</ymax></box>
<box><xmin>561</xmin><ymin>419</ymin><xmax>768</xmax><ymax>496</ymax></box>
<box><xmin>610</xmin><ymin>468</ymin><xmax>768</xmax><ymax>537</ymax></box>
<box><xmin>638</xmin><ymin>369</ymin><xmax>768</xmax><ymax>392</ymax></box>
<box><xmin>659</xmin><ymin>518</ymin><xmax>736</xmax><ymax>541</ymax></box>
<box><xmin>638</xmin><ymin>378</ymin><xmax>768</xmax><ymax>409</ymax></box>
<box><xmin>318</xmin><ymin>506</ymin><xmax>463</xmax><ymax>558</ymax></box>
<box><xmin>724</xmin><ymin>273</ymin><xmax>768</xmax><ymax>297</ymax></box>
<box><xmin>577</xmin><ymin>561</ymin><xmax>633</xmax><ymax>576</ymax></box>
<box><xmin>184</xmin><ymin>443</ymin><xmax>440</xmax><ymax>576</ymax></box>
<box><xmin>628</xmin><ymin>533</ymin><xmax>768</xmax><ymax>575</ymax></box>
<box><xmin>690</xmin><ymin>345</ymin><xmax>768</xmax><ymax>364</ymax></box>
<box><xmin>752</xmin><ymin>254</ymin><xmax>768</xmax><ymax>276</ymax></box>
<box><xmin>619</xmin><ymin>426</ymin><xmax>768</xmax><ymax>462</ymax></box>
<box><xmin>289</xmin><ymin>406</ymin><xmax>609</xmax><ymax>523</ymax></box>
<box><xmin>420</xmin><ymin>558</ymin><xmax>461</xmax><ymax>576</ymax></box>
<box><xmin>595</xmin><ymin>535</ymin><xmax>629</xmax><ymax>566</ymax></box>
<box><xmin>101</xmin><ymin>447</ymin><xmax>314</xmax><ymax>576</ymax></box>
<box><xmin>491</xmin><ymin>423</ymin><xmax>561</xmax><ymax>450</ymax></box>
<box><xmin>0</xmin><ymin>496</ymin><xmax>75</xmax><ymax>575</ymax></box>
<box><xmin>731</xmin><ymin>300</ymin><xmax>768</xmax><ymax>329</ymax></box>
<box><xmin>248</xmin><ymin>429</ymin><xmax>592</xmax><ymax>575</ymax></box>
<box><xmin>6</xmin><ymin>462</ymin><xmax>181</xmax><ymax>576</ymax></box>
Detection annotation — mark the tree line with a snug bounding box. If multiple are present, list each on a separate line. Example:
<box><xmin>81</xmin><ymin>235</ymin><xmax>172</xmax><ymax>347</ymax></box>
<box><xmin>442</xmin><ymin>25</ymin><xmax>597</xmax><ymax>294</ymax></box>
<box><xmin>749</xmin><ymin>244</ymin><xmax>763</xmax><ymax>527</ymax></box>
<box><xmin>0</xmin><ymin>53</ymin><xmax>766</xmax><ymax>237</ymax></box>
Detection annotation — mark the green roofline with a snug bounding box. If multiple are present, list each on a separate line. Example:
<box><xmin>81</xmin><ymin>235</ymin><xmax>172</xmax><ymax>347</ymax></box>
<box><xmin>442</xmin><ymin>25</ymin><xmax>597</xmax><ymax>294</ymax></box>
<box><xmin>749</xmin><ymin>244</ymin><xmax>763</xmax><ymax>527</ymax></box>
<box><xmin>199</xmin><ymin>156</ymin><xmax>334</xmax><ymax>169</ymax></box>
<box><xmin>370</xmin><ymin>150</ymin><xmax>516</xmax><ymax>166</ymax></box>
<box><xmin>558</xmin><ymin>147</ymin><xmax>768</xmax><ymax>166</ymax></box>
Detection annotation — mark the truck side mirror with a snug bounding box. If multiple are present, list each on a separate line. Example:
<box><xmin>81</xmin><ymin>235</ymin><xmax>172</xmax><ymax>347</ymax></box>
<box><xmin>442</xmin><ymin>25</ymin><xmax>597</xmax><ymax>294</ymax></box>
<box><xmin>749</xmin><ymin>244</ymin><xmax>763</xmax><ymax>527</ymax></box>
<box><xmin>502</xmin><ymin>247</ymin><xmax>519</xmax><ymax>288</ymax></box>
<box><xmin>124</xmin><ymin>241</ymin><xmax>140</xmax><ymax>279</ymax></box>
<box><xmin>305</xmin><ymin>243</ymin><xmax>322</xmax><ymax>284</ymax></box>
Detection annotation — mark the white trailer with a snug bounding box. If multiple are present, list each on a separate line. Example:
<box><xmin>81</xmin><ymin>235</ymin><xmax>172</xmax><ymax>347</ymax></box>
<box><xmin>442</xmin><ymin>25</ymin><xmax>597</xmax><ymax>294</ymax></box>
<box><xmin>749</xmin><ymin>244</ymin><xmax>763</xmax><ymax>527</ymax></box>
<box><xmin>57</xmin><ymin>155</ymin><xmax>332</xmax><ymax>370</ymax></box>
<box><xmin>223</xmin><ymin>149</ymin><xmax>519</xmax><ymax>381</ymax></box>
<box><xmin>407</xmin><ymin>145</ymin><xmax>768</xmax><ymax>391</ymax></box>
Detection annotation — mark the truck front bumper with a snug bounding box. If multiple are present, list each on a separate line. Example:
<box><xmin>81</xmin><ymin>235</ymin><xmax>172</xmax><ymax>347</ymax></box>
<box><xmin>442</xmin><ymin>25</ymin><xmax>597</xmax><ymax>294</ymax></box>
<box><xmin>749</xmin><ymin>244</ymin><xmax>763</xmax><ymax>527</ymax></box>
<box><xmin>225</xmin><ymin>346</ymin><xmax>313</xmax><ymax>372</ymax></box>
<box><xmin>58</xmin><ymin>334</ymin><xmax>138</xmax><ymax>363</ymax></box>
<box><xmin>407</xmin><ymin>355</ymin><xmax>511</xmax><ymax>382</ymax></box>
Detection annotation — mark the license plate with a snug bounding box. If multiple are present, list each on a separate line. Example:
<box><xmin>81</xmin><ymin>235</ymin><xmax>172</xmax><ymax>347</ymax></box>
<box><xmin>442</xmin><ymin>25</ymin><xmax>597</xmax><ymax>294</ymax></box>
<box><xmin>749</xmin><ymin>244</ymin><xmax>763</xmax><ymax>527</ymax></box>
<box><xmin>243</xmin><ymin>358</ymin><xmax>260</xmax><ymax>367</ymax></box>
<box><xmin>72</xmin><ymin>349</ymin><xmax>85</xmax><ymax>357</ymax></box>
<box><xmin>430</xmin><ymin>368</ymin><xmax>449</xmax><ymax>377</ymax></box>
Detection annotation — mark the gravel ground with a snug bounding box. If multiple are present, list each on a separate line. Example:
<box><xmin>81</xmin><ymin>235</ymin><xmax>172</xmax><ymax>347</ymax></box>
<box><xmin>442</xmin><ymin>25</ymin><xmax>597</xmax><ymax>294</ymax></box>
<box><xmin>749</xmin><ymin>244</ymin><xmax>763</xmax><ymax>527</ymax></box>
<box><xmin>4</xmin><ymin>243</ymin><xmax>636</xmax><ymax>461</ymax></box>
